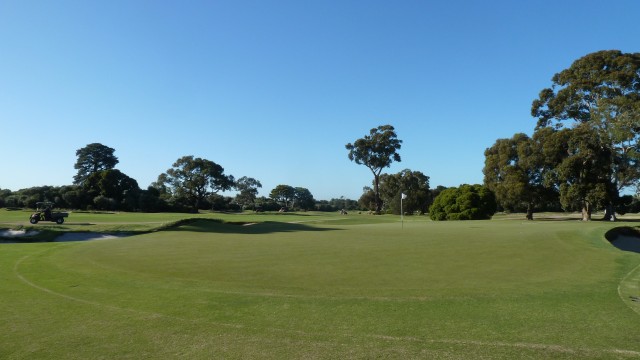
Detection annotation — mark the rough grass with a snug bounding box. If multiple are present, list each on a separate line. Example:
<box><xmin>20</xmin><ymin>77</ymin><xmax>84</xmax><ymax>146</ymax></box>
<box><xmin>1</xmin><ymin>211</ymin><xmax>640</xmax><ymax>359</ymax></box>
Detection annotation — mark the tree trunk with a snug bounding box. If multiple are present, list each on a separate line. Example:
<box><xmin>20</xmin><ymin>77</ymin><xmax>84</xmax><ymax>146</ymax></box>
<box><xmin>581</xmin><ymin>201</ymin><xmax>591</xmax><ymax>221</ymax></box>
<box><xmin>603</xmin><ymin>203</ymin><xmax>617</xmax><ymax>221</ymax></box>
<box><xmin>526</xmin><ymin>203</ymin><xmax>534</xmax><ymax>220</ymax></box>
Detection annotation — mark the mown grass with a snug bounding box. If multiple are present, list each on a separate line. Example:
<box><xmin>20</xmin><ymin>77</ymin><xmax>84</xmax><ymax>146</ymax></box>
<box><xmin>1</xmin><ymin>210</ymin><xmax>640</xmax><ymax>359</ymax></box>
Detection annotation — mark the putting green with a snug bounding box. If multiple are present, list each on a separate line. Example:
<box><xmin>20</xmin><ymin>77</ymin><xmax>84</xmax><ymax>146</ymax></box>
<box><xmin>6</xmin><ymin>218</ymin><xmax>640</xmax><ymax>359</ymax></box>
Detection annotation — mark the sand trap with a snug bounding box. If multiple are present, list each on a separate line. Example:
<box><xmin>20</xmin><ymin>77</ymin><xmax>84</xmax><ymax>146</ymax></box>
<box><xmin>0</xmin><ymin>229</ymin><xmax>40</xmax><ymax>238</ymax></box>
<box><xmin>610</xmin><ymin>235</ymin><xmax>640</xmax><ymax>253</ymax></box>
<box><xmin>54</xmin><ymin>233</ymin><xmax>125</xmax><ymax>242</ymax></box>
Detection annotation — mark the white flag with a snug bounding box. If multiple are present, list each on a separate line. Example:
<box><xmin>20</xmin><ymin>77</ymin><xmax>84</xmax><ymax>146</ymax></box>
<box><xmin>401</xmin><ymin>193</ymin><xmax>407</xmax><ymax>200</ymax></box>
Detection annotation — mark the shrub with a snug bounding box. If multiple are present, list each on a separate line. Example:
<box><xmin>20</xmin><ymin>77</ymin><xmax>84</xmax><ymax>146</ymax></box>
<box><xmin>429</xmin><ymin>184</ymin><xmax>497</xmax><ymax>221</ymax></box>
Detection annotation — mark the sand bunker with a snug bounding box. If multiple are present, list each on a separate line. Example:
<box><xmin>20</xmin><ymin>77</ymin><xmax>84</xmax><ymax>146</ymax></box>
<box><xmin>54</xmin><ymin>233</ymin><xmax>125</xmax><ymax>242</ymax></box>
<box><xmin>0</xmin><ymin>229</ymin><xmax>40</xmax><ymax>238</ymax></box>
<box><xmin>610</xmin><ymin>235</ymin><xmax>640</xmax><ymax>253</ymax></box>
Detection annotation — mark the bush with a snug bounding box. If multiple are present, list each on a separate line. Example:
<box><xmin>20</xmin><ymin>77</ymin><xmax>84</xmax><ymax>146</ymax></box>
<box><xmin>429</xmin><ymin>184</ymin><xmax>497</xmax><ymax>221</ymax></box>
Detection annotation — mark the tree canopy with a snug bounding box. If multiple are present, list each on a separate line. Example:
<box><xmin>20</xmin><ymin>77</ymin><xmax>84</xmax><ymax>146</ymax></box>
<box><xmin>234</xmin><ymin>176</ymin><xmax>262</xmax><ymax>210</ymax></box>
<box><xmin>73</xmin><ymin>143</ymin><xmax>119</xmax><ymax>185</ymax></box>
<box><xmin>269</xmin><ymin>184</ymin><xmax>296</xmax><ymax>209</ymax></box>
<box><xmin>83</xmin><ymin>169</ymin><xmax>141</xmax><ymax>211</ymax></box>
<box><xmin>531</xmin><ymin>50</ymin><xmax>640</xmax><ymax>220</ymax></box>
<box><xmin>483</xmin><ymin>131</ymin><xmax>560</xmax><ymax>220</ymax></box>
<box><xmin>293</xmin><ymin>187</ymin><xmax>316</xmax><ymax>210</ymax></box>
<box><xmin>379</xmin><ymin>169</ymin><xmax>430</xmax><ymax>215</ymax></box>
<box><xmin>346</xmin><ymin>124</ymin><xmax>402</xmax><ymax>213</ymax></box>
<box><xmin>156</xmin><ymin>156</ymin><xmax>234</xmax><ymax>211</ymax></box>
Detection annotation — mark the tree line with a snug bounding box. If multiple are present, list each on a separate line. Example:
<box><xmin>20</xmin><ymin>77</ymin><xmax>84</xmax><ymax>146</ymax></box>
<box><xmin>483</xmin><ymin>50</ymin><xmax>640</xmax><ymax>221</ymax></box>
<box><xmin>3</xmin><ymin>50</ymin><xmax>637</xmax><ymax>220</ymax></box>
<box><xmin>0</xmin><ymin>145</ymin><xmax>360</xmax><ymax>213</ymax></box>
<box><xmin>346</xmin><ymin>50</ymin><xmax>640</xmax><ymax>221</ymax></box>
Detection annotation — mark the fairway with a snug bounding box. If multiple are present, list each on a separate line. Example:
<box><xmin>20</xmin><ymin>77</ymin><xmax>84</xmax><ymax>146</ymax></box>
<box><xmin>2</xmin><ymin>213</ymin><xmax>640</xmax><ymax>359</ymax></box>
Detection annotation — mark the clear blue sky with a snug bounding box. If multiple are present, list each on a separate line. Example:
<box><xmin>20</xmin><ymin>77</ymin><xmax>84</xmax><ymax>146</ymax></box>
<box><xmin>1</xmin><ymin>1</ymin><xmax>639</xmax><ymax>200</ymax></box>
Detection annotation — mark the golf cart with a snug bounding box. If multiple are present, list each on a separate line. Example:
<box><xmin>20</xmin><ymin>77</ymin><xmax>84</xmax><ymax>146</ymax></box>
<box><xmin>29</xmin><ymin>202</ymin><xmax>68</xmax><ymax>224</ymax></box>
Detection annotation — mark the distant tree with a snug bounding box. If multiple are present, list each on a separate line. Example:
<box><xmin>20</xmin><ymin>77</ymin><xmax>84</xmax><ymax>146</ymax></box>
<box><xmin>314</xmin><ymin>200</ymin><xmax>334</xmax><ymax>212</ymax></box>
<box><xmin>255</xmin><ymin>196</ymin><xmax>281</xmax><ymax>211</ymax></box>
<box><xmin>429</xmin><ymin>184</ymin><xmax>497</xmax><ymax>221</ymax></box>
<box><xmin>62</xmin><ymin>189</ymin><xmax>82</xmax><ymax>209</ymax></box>
<box><xmin>73</xmin><ymin>143</ymin><xmax>119</xmax><ymax>185</ymax></box>
<box><xmin>358</xmin><ymin>186</ymin><xmax>377</xmax><ymax>212</ymax></box>
<box><xmin>555</xmin><ymin>124</ymin><xmax>613</xmax><ymax>221</ymax></box>
<box><xmin>93</xmin><ymin>195</ymin><xmax>117</xmax><ymax>211</ymax></box>
<box><xmin>428</xmin><ymin>186</ymin><xmax>447</xmax><ymax>211</ymax></box>
<box><xmin>346</xmin><ymin>124</ymin><xmax>402</xmax><ymax>213</ymax></box>
<box><xmin>379</xmin><ymin>169</ymin><xmax>430</xmax><ymax>215</ymax></box>
<box><xmin>234</xmin><ymin>176</ymin><xmax>262</xmax><ymax>210</ymax></box>
<box><xmin>483</xmin><ymin>131</ymin><xmax>561</xmax><ymax>220</ymax></box>
<box><xmin>208</xmin><ymin>194</ymin><xmax>239</xmax><ymax>211</ymax></box>
<box><xmin>156</xmin><ymin>156</ymin><xmax>234</xmax><ymax>211</ymax></box>
<box><xmin>531</xmin><ymin>50</ymin><xmax>640</xmax><ymax>220</ymax></box>
<box><xmin>294</xmin><ymin>187</ymin><xmax>315</xmax><ymax>210</ymax></box>
<box><xmin>138</xmin><ymin>186</ymin><xmax>166</xmax><ymax>212</ymax></box>
<box><xmin>269</xmin><ymin>184</ymin><xmax>296</xmax><ymax>208</ymax></box>
<box><xmin>327</xmin><ymin>197</ymin><xmax>359</xmax><ymax>211</ymax></box>
<box><xmin>150</xmin><ymin>174</ymin><xmax>175</xmax><ymax>206</ymax></box>
<box><xmin>0</xmin><ymin>188</ymin><xmax>11</xmax><ymax>207</ymax></box>
<box><xmin>616</xmin><ymin>194</ymin><xmax>640</xmax><ymax>215</ymax></box>
<box><xmin>83</xmin><ymin>169</ymin><xmax>141</xmax><ymax>211</ymax></box>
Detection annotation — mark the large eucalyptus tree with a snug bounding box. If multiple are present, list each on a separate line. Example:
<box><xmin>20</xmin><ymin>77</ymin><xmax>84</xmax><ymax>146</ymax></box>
<box><xmin>531</xmin><ymin>50</ymin><xmax>640</xmax><ymax>220</ymax></box>
<box><xmin>346</xmin><ymin>125</ymin><xmax>402</xmax><ymax>214</ymax></box>
<box><xmin>157</xmin><ymin>156</ymin><xmax>234</xmax><ymax>211</ymax></box>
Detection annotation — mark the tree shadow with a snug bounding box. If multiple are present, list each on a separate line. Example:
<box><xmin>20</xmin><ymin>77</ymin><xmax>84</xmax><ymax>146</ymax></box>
<box><xmin>605</xmin><ymin>227</ymin><xmax>640</xmax><ymax>253</ymax></box>
<box><xmin>169</xmin><ymin>219</ymin><xmax>341</xmax><ymax>235</ymax></box>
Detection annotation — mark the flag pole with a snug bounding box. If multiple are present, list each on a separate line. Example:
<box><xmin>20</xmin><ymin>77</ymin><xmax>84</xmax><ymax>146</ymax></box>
<box><xmin>401</xmin><ymin>192</ymin><xmax>406</xmax><ymax>229</ymax></box>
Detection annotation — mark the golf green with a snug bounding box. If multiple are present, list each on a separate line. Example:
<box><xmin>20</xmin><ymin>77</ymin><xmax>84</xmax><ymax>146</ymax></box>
<box><xmin>3</xmin><ymin>216</ymin><xmax>640</xmax><ymax>359</ymax></box>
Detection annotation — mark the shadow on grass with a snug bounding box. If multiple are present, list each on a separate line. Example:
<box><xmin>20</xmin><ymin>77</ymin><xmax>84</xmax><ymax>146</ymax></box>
<box><xmin>169</xmin><ymin>219</ymin><xmax>341</xmax><ymax>235</ymax></box>
<box><xmin>605</xmin><ymin>227</ymin><xmax>640</xmax><ymax>253</ymax></box>
<box><xmin>1</xmin><ymin>218</ymin><xmax>340</xmax><ymax>243</ymax></box>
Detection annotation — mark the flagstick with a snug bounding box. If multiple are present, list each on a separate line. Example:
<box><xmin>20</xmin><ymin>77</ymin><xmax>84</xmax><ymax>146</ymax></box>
<box><xmin>401</xmin><ymin>193</ymin><xmax>404</xmax><ymax>229</ymax></box>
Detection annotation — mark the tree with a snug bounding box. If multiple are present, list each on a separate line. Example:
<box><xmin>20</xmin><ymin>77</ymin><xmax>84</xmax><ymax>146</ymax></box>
<box><xmin>429</xmin><ymin>184</ymin><xmax>497</xmax><ymax>221</ymax></box>
<box><xmin>358</xmin><ymin>186</ymin><xmax>377</xmax><ymax>212</ymax></box>
<box><xmin>74</xmin><ymin>143</ymin><xmax>119</xmax><ymax>185</ymax></box>
<box><xmin>269</xmin><ymin>184</ymin><xmax>295</xmax><ymax>209</ymax></box>
<box><xmin>234</xmin><ymin>176</ymin><xmax>262</xmax><ymax>210</ymax></box>
<box><xmin>428</xmin><ymin>186</ymin><xmax>447</xmax><ymax>210</ymax></box>
<box><xmin>327</xmin><ymin>197</ymin><xmax>359</xmax><ymax>211</ymax></box>
<box><xmin>93</xmin><ymin>195</ymin><xmax>117</xmax><ymax>211</ymax></box>
<box><xmin>483</xmin><ymin>131</ymin><xmax>560</xmax><ymax>220</ymax></box>
<box><xmin>531</xmin><ymin>50</ymin><xmax>640</xmax><ymax>220</ymax></box>
<box><xmin>379</xmin><ymin>169</ymin><xmax>430</xmax><ymax>215</ymax></box>
<box><xmin>156</xmin><ymin>156</ymin><xmax>234</xmax><ymax>211</ymax></box>
<box><xmin>255</xmin><ymin>196</ymin><xmax>281</xmax><ymax>211</ymax></box>
<box><xmin>293</xmin><ymin>187</ymin><xmax>315</xmax><ymax>210</ymax></box>
<box><xmin>0</xmin><ymin>188</ymin><xmax>11</xmax><ymax>208</ymax></box>
<box><xmin>346</xmin><ymin>125</ymin><xmax>402</xmax><ymax>213</ymax></box>
<box><xmin>138</xmin><ymin>186</ymin><xmax>167</xmax><ymax>212</ymax></box>
<box><xmin>555</xmin><ymin>124</ymin><xmax>612</xmax><ymax>220</ymax></box>
<box><xmin>83</xmin><ymin>169</ymin><xmax>141</xmax><ymax>210</ymax></box>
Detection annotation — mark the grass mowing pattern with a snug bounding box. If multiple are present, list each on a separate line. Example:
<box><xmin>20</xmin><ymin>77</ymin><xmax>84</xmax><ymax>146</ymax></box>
<box><xmin>2</xmin><ymin>213</ymin><xmax>640</xmax><ymax>359</ymax></box>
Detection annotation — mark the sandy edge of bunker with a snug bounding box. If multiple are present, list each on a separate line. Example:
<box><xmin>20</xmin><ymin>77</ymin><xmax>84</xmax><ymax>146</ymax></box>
<box><xmin>53</xmin><ymin>233</ymin><xmax>128</xmax><ymax>242</ymax></box>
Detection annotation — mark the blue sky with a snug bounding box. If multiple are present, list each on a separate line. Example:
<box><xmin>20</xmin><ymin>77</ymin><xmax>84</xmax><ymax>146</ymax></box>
<box><xmin>1</xmin><ymin>1</ymin><xmax>639</xmax><ymax>200</ymax></box>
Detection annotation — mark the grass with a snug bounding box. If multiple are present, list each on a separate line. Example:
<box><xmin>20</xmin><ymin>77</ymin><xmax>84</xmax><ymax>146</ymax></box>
<box><xmin>1</xmin><ymin>210</ymin><xmax>640</xmax><ymax>359</ymax></box>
